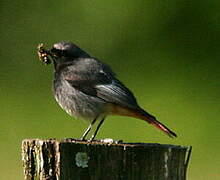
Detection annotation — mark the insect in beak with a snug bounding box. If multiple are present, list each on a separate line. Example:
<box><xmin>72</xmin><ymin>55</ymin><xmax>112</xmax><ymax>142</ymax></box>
<box><xmin>37</xmin><ymin>43</ymin><xmax>52</xmax><ymax>65</ymax></box>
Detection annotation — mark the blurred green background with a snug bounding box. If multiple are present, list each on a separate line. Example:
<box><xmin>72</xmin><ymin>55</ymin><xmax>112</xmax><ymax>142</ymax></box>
<box><xmin>1</xmin><ymin>0</ymin><xmax>219</xmax><ymax>179</ymax></box>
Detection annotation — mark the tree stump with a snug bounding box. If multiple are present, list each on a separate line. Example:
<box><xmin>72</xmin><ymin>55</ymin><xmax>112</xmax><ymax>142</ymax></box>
<box><xmin>21</xmin><ymin>139</ymin><xmax>192</xmax><ymax>180</ymax></box>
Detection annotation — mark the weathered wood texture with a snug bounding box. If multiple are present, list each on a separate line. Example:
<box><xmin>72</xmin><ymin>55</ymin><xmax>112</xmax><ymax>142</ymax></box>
<box><xmin>22</xmin><ymin>139</ymin><xmax>191</xmax><ymax>180</ymax></box>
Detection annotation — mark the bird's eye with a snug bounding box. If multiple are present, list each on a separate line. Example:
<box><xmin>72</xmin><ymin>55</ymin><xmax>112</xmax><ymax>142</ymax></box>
<box><xmin>50</xmin><ymin>48</ymin><xmax>66</xmax><ymax>57</ymax></box>
<box><xmin>51</xmin><ymin>48</ymin><xmax>60</xmax><ymax>54</ymax></box>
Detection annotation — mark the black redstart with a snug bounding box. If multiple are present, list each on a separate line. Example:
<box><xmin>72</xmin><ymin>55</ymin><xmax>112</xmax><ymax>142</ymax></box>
<box><xmin>37</xmin><ymin>42</ymin><xmax>177</xmax><ymax>140</ymax></box>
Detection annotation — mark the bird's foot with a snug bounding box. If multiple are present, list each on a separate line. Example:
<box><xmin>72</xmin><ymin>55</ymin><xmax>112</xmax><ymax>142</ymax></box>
<box><xmin>100</xmin><ymin>138</ymin><xmax>123</xmax><ymax>144</ymax></box>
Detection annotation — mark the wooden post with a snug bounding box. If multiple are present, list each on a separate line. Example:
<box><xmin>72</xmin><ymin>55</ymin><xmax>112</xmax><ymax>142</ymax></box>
<box><xmin>21</xmin><ymin>139</ymin><xmax>192</xmax><ymax>180</ymax></box>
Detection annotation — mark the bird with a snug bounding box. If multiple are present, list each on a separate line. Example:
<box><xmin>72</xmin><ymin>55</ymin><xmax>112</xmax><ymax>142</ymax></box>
<box><xmin>38</xmin><ymin>41</ymin><xmax>177</xmax><ymax>140</ymax></box>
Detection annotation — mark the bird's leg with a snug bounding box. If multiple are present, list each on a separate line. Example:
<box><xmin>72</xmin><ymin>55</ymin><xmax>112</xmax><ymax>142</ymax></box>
<box><xmin>90</xmin><ymin>118</ymin><xmax>105</xmax><ymax>141</ymax></box>
<box><xmin>81</xmin><ymin>117</ymin><xmax>97</xmax><ymax>141</ymax></box>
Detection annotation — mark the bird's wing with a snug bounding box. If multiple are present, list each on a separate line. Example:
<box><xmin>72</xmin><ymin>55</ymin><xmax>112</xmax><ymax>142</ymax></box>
<box><xmin>95</xmin><ymin>79</ymin><xmax>138</xmax><ymax>109</ymax></box>
<box><xmin>65</xmin><ymin>70</ymin><xmax>112</xmax><ymax>98</ymax></box>
<box><xmin>64</xmin><ymin>58</ymin><xmax>138</xmax><ymax>109</ymax></box>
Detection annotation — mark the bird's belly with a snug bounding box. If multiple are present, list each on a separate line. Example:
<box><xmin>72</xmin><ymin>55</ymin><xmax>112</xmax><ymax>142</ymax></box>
<box><xmin>54</xmin><ymin>85</ymin><xmax>107</xmax><ymax>121</ymax></box>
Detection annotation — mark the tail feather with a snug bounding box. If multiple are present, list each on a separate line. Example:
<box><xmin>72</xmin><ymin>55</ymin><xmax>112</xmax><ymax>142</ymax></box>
<box><xmin>150</xmin><ymin>119</ymin><xmax>177</xmax><ymax>138</ymax></box>
<box><xmin>108</xmin><ymin>104</ymin><xmax>177</xmax><ymax>138</ymax></box>
<box><xmin>137</xmin><ymin>108</ymin><xmax>177</xmax><ymax>138</ymax></box>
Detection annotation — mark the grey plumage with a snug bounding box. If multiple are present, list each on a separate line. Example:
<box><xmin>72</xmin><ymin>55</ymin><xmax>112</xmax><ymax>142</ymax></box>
<box><xmin>38</xmin><ymin>41</ymin><xmax>177</xmax><ymax>140</ymax></box>
<box><xmin>54</xmin><ymin>57</ymin><xmax>138</xmax><ymax>120</ymax></box>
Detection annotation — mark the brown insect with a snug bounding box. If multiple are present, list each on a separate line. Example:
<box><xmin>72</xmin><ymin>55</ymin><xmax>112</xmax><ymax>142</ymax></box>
<box><xmin>37</xmin><ymin>43</ymin><xmax>52</xmax><ymax>65</ymax></box>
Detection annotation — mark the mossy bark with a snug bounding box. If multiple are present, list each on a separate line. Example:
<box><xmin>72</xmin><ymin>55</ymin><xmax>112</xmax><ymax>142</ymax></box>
<box><xmin>22</xmin><ymin>139</ymin><xmax>191</xmax><ymax>180</ymax></box>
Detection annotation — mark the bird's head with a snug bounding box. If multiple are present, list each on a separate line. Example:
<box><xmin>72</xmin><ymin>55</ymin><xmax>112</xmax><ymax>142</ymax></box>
<box><xmin>37</xmin><ymin>42</ymin><xmax>90</xmax><ymax>65</ymax></box>
<box><xmin>50</xmin><ymin>42</ymin><xmax>90</xmax><ymax>63</ymax></box>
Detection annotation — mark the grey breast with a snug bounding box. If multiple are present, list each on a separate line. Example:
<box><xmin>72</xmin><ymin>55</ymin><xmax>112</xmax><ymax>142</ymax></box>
<box><xmin>53</xmin><ymin>72</ymin><xmax>107</xmax><ymax>121</ymax></box>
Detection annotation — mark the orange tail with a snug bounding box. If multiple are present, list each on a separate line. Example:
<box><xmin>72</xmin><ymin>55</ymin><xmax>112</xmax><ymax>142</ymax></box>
<box><xmin>109</xmin><ymin>104</ymin><xmax>177</xmax><ymax>138</ymax></box>
<box><xmin>136</xmin><ymin>108</ymin><xmax>177</xmax><ymax>138</ymax></box>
